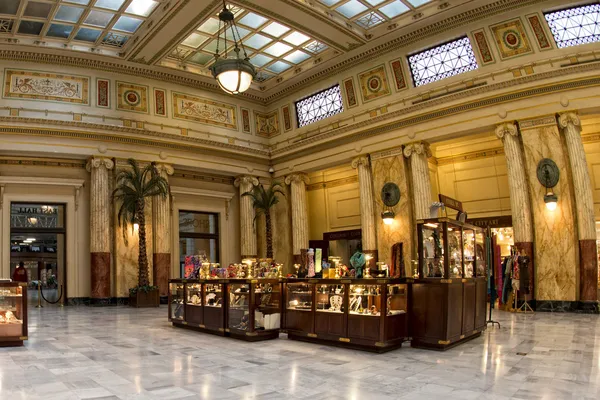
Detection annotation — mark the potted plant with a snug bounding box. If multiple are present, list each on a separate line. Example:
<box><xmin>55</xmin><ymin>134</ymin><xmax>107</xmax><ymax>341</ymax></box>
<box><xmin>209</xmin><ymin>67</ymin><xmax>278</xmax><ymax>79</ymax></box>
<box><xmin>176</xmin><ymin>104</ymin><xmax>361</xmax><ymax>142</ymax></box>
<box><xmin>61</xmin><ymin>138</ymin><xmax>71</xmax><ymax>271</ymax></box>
<box><xmin>113</xmin><ymin>159</ymin><xmax>169</xmax><ymax>307</ymax></box>
<box><xmin>242</xmin><ymin>181</ymin><xmax>285</xmax><ymax>259</ymax></box>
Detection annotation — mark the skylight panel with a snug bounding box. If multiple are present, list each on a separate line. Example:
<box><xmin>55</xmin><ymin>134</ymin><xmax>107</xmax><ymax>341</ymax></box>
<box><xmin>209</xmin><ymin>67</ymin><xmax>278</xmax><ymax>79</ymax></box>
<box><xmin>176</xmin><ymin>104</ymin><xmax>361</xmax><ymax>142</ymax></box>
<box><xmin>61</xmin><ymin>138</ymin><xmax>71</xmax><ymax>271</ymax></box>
<box><xmin>336</xmin><ymin>0</ymin><xmax>368</xmax><ymax>18</ymax></box>
<box><xmin>188</xmin><ymin>52</ymin><xmax>213</xmax><ymax>65</ymax></box>
<box><xmin>47</xmin><ymin>23</ymin><xmax>74</xmax><ymax>39</ymax></box>
<box><xmin>319</xmin><ymin>0</ymin><xmax>342</xmax><ymax>6</ymax></box>
<box><xmin>95</xmin><ymin>0</ymin><xmax>126</xmax><ymax>10</ymax></box>
<box><xmin>238</xmin><ymin>12</ymin><xmax>268</xmax><ymax>29</ymax></box>
<box><xmin>379</xmin><ymin>1</ymin><xmax>409</xmax><ymax>18</ymax></box>
<box><xmin>250</xmin><ymin>53</ymin><xmax>273</xmax><ymax>67</ymax></box>
<box><xmin>84</xmin><ymin>10</ymin><xmax>114</xmax><ymax>28</ymax></box>
<box><xmin>408</xmin><ymin>36</ymin><xmax>478</xmax><ymax>87</ymax></box>
<box><xmin>263</xmin><ymin>42</ymin><xmax>293</xmax><ymax>57</ymax></box>
<box><xmin>283</xmin><ymin>31</ymin><xmax>310</xmax><ymax>46</ymax></box>
<box><xmin>126</xmin><ymin>0</ymin><xmax>159</xmax><ymax>17</ymax></box>
<box><xmin>545</xmin><ymin>4</ymin><xmax>600</xmax><ymax>48</ymax></box>
<box><xmin>54</xmin><ymin>6</ymin><xmax>84</xmax><ymax>23</ymax></box>
<box><xmin>303</xmin><ymin>40</ymin><xmax>327</xmax><ymax>53</ymax></box>
<box><xmin>182</xmin><ymin>32</ymin><xmax>209</xmax><ymax>48</ymax></box>
<box><xmin>406</xmin><ymin>0</ymin><xmax>432</xmax><ymax>6</ymax></box>
<box><xmin>24</xmin><ymin>2</ymin><xmax>53</xmax><ymax>18</ymax></box>
<box><xmin>365</xmin><ymin>0</ymin><xmax>385</xmax><ymax>5</ymax></box>
<box><xmin>284</xmin><ymin>50</ymin><xmax>310</xmax><ymax>64</ymax></box>
<box><xmin>64</xmin><ymin>0</ymin><xmax>90</xmax><ymax>5</ymax></box>
<box><xmin>18</xmin><ymin>20</ymin><xmax>44</xmax><ymax>35</ymax></box>
<box><xmin>0</xmin><ymin>0</ymin><xmax>20</xmax><ymax>15</ymax></box>
<box><xmin>267</xmin><ymin>61</ymin><xmax>292</xmax><ymax>73</ymax></box>
<box><xmin>113</xmin><ymin>15</ymin><xmax>142</xmax><ymax>32</ymax></box>
<box><xmin>356</xmin><ymin>11</ymin><xmax>385</xmax><ymax>28</ymax></box>
<box><xmin>198</xmin><ymin>18</ymin><xmax>220</xmax><ymax>34</ymax></box>
<box><xmin>262</xmin><ymin>22</ymin><xmax>290</xmax><ymax>37</ymax></box>
<box><xmin>74</xmin><ymin>27</ymin><xmax>102</xmax><ymax>42</ymax></box>
<box><xmin>243</xmin><ymin>33</ymin><xmax>273</xmax><ymax>49</ymax></box>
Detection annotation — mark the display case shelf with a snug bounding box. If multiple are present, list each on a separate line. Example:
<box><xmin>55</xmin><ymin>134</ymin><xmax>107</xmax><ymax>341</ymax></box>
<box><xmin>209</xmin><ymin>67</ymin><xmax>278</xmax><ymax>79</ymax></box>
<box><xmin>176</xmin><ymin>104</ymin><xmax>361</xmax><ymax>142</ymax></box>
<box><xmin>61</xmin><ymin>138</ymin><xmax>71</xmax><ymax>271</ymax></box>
<box><xmin>0</xmin><ymin>282</ymin><xmax>28</xmax><ymax>347</ymax></box>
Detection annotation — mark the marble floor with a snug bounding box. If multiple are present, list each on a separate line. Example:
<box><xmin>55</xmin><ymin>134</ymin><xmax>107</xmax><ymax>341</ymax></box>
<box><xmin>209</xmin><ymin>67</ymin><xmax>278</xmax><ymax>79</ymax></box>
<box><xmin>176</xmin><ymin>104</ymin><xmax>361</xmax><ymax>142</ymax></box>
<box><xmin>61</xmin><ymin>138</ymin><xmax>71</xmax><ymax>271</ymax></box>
<box><xmin>0</xmin><ymin>307</ymin><xmax>599</xmax><ymax>400</ymax></box>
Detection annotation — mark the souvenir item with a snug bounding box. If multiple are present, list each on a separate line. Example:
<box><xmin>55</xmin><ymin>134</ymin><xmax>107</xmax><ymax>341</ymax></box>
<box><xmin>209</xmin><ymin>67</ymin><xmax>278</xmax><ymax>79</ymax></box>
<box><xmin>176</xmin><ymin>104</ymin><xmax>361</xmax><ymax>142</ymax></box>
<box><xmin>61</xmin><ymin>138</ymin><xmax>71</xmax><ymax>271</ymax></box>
<box><xmin>330</xmin><ymin>295</ymin><xmax>342</xmax><ymax>312</ymax></box>
<box><xmin>307</xmin><ymin>249</ymin><xmax>315</xmax><ymax>278</ymax></box>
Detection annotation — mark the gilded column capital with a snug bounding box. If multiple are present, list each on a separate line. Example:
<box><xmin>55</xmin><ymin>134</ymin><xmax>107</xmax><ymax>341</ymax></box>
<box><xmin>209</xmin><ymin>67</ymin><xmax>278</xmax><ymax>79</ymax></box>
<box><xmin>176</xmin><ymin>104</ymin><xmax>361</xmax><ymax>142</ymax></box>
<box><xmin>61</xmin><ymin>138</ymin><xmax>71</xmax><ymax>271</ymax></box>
<box><xmin>558</xmin><ymin>112</ymin><xmax>581</xmax><ymax>129</ymax></box>
<box><xmin>284</xmin><ymin>172</ymin><xmax>309</xmax><ymax>185</ymax></box>
<box><xmin>403</xmin><ymin>142</ymin><xmax>431</xmax><ymax>158</ymax></box>
<box><xmin>495</xmin><ymin>123</ymin><xmax>518</xmax><ymax>140</ymax></box>
<box><xmin>86</xmin><ymin>157</ymin><xmax>114</xmax><ymax>172</ymax></box>
<box><xmin>351</xmin><ymin>155</ymin><xmax>370</xmax><ymax>169</ymax></box>
<box><xmin>234</xmin><ymin>175</ymin><xmax>259</xmax><ymax>188</ymax></box>
<box><xmin>153</xmin><ymin>162</ymin><xmax>174</xmax><ymax>176</ymax></box>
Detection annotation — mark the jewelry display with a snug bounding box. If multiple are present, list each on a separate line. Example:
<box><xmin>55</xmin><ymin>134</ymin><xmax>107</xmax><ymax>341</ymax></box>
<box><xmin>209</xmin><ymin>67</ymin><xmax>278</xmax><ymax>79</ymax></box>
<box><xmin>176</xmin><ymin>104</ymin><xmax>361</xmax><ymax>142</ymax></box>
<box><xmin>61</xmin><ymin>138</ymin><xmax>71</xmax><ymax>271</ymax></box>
<box><xmin>329</xmin><ymin>295</ymin><xmax>343</xmax><ymax>312</ymax></box>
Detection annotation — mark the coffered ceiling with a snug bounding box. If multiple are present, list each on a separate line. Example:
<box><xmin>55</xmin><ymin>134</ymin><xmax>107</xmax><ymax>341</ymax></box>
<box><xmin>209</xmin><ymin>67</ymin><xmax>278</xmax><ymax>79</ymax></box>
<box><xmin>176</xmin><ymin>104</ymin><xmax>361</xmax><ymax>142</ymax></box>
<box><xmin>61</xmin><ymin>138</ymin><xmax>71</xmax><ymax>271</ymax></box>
<box><xmin>0</xmin><ymin>0</ymin><xmax>543</xmax><ymax>103</ymax></box>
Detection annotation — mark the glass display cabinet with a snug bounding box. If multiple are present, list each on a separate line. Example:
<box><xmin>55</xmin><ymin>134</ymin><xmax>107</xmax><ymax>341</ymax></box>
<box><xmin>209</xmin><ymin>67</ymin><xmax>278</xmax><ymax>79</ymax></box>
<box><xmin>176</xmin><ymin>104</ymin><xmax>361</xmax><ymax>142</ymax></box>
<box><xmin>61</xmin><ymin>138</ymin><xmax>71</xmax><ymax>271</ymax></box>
<box><xmin>283</xmin><ymin>279</ymin><xmax>409</xmax><ymax>352</ymax></box>
<box><xmin>168</xmin><ymin>279</ymin><xmax>281</xmax><ymax>341</ymax></box>
<box><xmin>227</xmin><ymin>279</ymin><xmax>281</xmax><ymax>341</ymax></box>
<box><xmin>0</xmin><ymin>282</ymin><xmax>28</xmax><ymax>347</ymax></box>
<box><xmin>413</xmin><ymin>218</ymin><xmax>487</xmax><ymax>350</ymax></box>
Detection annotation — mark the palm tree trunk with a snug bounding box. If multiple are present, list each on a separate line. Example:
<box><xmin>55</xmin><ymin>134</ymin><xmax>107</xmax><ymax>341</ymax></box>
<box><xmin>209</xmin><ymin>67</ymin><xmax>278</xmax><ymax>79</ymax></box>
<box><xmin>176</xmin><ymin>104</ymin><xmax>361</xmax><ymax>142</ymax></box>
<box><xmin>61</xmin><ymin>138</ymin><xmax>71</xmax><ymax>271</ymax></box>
<box><xmin>265</xmin><ymin>210</ymin><xmax>273</xmax><ymax>259</ymax></box>
<box><xmin>137</xmin><ymin>199</ymin><xmax>150</xmax><ymax>287</ymax></box>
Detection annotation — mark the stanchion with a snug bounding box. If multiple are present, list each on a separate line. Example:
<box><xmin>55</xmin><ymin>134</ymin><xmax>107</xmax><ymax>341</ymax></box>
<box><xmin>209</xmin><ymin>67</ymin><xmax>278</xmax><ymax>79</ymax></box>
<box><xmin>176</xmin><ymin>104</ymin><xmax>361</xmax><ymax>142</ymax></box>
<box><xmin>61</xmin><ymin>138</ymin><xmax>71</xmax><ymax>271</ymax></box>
<box><xmin>35</xmin><ymin>284</ymin><xmax>43</xmax><ymax>308</ymax></box>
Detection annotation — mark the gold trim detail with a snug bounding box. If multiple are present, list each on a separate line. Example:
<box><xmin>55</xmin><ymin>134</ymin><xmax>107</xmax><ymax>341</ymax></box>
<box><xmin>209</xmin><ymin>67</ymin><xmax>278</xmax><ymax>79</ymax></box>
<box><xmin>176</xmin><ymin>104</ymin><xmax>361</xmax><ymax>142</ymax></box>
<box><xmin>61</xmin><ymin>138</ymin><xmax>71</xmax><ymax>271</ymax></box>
<box><xmin>473</xmin><ymin>330</ymin><xmax>479</xmax><ymax>334</ymax></box>
<box><xmin>339</xmin><ymin>337</ymin><xmax>351</xmax><ymax>343</ymax></box>
<box><xmin>441</xmin><ymin>279</ymin><xmax>453</xmax><ymax>284</ymax></box>
<box><xmin>19</xmin><ymin>336</ymin><xmax>28</xmax><ymax>340</ymax></box>
<box><xmin>182</xmin><ymin>321</ymin><xmax>188</xmax><ymax>325</ymax></box>
<box><xmin>460</xmin><ymin>335</ymin><xmax>465</xmax><ymax>339</ymax></box>
<box><xmin>246</xmin><ymin>332</ymin><xmax>258</xmax><ymax>336</ymax></box>
<box><xmin>438</xmin><ymin>340</ymin><xmax>450</xmax><ymax>345</ymax></box>
<box><xmin>375</xmin><ymin>342</ymin><xmax>386</xmax><ymax>347</ymax></box>
<box><xmin>199</xmin><ymin>324</ymin><xmax>206</xmax><ymax>328</ymax></box>
<box><xmin>340</xmin><ymin>280</ymin><xmax>352</xmax><ymax>284</ymax></box>
<box><xmin>308</xmin><ymin>333</ymin><xmax>317</xmax><ymax>338</ymax></box>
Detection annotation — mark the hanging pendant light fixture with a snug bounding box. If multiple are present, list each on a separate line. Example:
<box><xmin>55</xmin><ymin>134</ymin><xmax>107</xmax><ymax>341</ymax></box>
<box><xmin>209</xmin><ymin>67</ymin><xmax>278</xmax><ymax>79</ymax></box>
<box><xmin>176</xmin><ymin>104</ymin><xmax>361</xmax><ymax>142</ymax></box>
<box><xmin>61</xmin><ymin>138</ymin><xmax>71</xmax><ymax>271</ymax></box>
<box><xmin>209</xmin><ymin>1</ymin><xmax>256</xmax><ymax>94</ymax></box>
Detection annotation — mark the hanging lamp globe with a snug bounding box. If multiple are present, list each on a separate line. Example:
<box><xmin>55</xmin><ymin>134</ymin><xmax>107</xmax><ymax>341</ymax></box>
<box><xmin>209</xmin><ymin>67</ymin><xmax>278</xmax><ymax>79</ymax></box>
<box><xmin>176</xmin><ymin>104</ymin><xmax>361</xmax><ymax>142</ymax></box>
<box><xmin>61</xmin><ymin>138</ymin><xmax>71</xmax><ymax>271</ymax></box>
<box><xmin>209</xmin><ymin>5</ymin><xmax>256</xmax><ymax>95</ymax></box>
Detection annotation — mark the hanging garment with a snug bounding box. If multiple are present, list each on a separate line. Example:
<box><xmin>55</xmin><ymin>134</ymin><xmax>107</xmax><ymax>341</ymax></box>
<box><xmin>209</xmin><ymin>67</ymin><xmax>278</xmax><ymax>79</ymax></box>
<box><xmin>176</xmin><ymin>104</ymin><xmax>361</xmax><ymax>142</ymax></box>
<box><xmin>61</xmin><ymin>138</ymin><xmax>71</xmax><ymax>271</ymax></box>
<box><xmin>390</xmin><ymin>243</ymin><xmax>404</xmax><ymax>277</ymax></box>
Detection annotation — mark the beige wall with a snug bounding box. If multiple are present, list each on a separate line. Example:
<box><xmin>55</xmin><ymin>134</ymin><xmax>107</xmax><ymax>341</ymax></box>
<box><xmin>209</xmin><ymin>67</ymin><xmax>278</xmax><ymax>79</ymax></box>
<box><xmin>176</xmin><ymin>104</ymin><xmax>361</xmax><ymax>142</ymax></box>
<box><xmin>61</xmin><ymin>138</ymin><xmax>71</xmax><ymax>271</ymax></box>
<box><xmin>307</xmin><ymin>165</ymin><xmax>361</xmax><ymax>241</ymax></box>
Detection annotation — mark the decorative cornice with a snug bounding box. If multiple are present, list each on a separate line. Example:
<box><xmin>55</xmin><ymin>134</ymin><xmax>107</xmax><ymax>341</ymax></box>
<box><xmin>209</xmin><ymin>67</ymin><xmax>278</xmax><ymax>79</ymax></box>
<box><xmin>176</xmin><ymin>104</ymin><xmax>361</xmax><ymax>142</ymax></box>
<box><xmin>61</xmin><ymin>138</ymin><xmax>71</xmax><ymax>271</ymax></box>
<box><xmin>370</xmin><ymin>147</ymin><xmax>405</xmax><ymax>161</ymax></box>
<box><xmin>0</xmin><ymin>49</ymin><xmax>263</xmax><ymax>103</ymax></box>
<box><xmin>173</xmin><ymin>170</ymin><xmax>234</xmax><ymax>185</ymax></box>
<box><xmin>0</xmin><ymin>117</ymin><xmax>269</xmax><ymax>159</ymax></box>
<box><xmin>271</xmin><ymin>71</ymin><xmax>600</xmax><ymax>161</ymax></box>
<box><xmin>558</xmin><ymin>112</ymin><xmax>581</xmax><ymax>129</ymax></box>
<box><xmin>495</xmin><ymin>122</ymin><xmax>518</xmax><ymax>140</ymax></box>
<box><xmin>284</xmin><ymin>172</ymin><xmax>310</xmax><ymax>185</ymax></box>
<box><xmin>0</xmin><ymin>156</ymin><xmax>85</xmax><ymax>169</ymax></box>
<box><xmin>154</xmin><ymin>162</ymin><xmax>175</xmax><ymax>176</ymax></box>
<box><xmin>403</xmin><ymin>142</ymin><xmax>431</xmax><ymax>158</ymax></box>
<box><xmin>86</xmin><ymin>157</ymin><xmax>114</xmax><ymax>172</ymax></box>
<box><xmin>234</xmin><ymin>175</ymin><xmax>259</xmax><ymax>187</ymax></box>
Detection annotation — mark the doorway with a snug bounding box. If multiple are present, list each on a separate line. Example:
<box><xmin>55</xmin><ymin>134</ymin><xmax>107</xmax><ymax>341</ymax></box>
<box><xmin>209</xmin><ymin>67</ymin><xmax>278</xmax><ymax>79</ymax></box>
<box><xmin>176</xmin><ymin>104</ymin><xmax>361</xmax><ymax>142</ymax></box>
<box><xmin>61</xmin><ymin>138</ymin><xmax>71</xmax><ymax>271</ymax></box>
<box><xmin>9</xmin><ymin>203</ymin><xmax>66</xmax><ymax>306</ymax></box>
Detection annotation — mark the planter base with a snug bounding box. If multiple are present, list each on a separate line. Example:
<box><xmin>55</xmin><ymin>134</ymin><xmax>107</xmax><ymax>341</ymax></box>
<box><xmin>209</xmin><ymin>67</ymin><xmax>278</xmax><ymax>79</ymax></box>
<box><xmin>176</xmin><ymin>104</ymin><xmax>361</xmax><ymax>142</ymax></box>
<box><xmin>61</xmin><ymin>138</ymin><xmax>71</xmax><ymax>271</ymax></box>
<box><xmin>129</xmin><ymin>289</ymin><xmax>159</xmax><ymax>308</ymax></box>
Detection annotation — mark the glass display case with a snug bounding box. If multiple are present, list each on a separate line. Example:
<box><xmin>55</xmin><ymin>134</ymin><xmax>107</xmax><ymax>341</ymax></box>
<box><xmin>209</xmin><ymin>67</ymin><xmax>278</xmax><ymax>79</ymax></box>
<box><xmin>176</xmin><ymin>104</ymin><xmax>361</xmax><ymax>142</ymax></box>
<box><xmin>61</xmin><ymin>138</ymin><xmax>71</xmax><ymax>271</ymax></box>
<box><xmin>228</xmin><ymin>282</ymin><xmax>250</xmax><ymax>331</ymax></box>
<box><xmin>203</xmin><ymin>282</ymin><xmax>224</xmax><ymax>331</ymax></box>
<box><xmin>284</xmin><ymin>279</ymin><xmax>409</xmax><ymax>352</ymax></box>
<box><xmin>413</xmin><ymin>218</ymin><xmax>487</xmax><ymax>350</ymax></box>
<box><xmin>168</xmin><ymin>282</ymin><xmax>184</xmax><ymax>321</ymax></box>
<box><xmin>417</xmin><ymin>218</ymin><xmax>484</xmax><ymax>279</ymax></box>
<box><xmin>185</xmin><ymin>283</ymin><xmax>202</xmax><ymax>324</ymax></box>
<box><xmin>0</xmin><ymin>282</ymin><xmax>28</xmax><ymax>347</ymax></box>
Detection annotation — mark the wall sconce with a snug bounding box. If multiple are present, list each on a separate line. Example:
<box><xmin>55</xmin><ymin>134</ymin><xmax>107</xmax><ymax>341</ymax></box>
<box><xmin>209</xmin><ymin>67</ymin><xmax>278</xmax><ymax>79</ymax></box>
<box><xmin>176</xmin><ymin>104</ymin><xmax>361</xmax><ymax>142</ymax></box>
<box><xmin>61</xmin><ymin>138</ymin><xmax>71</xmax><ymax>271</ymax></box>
<box><xmin>380</xmin><ymin>182</ymin><xmax>400</xmax><ymax>225</ymax></box>
<box><xmin>27</xmin><ymin>217</ymin><xmax>38</xmax><ymax>226</ymax></box>
<box><xmin>133</xmin><ymin>223</ymin><xmax>140</xmax><ymax>230</ymax></box>
<box><xmin>537</xmin><ymin>158</ymin><xmax>560</xmax><ymax>211</ymax></box>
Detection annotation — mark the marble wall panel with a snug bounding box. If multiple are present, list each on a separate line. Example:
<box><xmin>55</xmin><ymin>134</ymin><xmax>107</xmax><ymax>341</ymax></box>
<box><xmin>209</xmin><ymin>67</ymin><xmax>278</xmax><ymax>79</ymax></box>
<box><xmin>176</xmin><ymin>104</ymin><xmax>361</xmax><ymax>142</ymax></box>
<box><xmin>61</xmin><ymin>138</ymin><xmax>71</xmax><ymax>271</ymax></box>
<box><xmin>520</xmin><ymin>120</ymin><xmax>578</xmax><ymax>301</ymax></box>
<box><xmin>372</xmin><ymin>152</ymin><xmax>414</xmax><ymax>276</ymax></box>
<box><xmin>115</xmin><ymin>198</ymin><xmax>153</xmax><ymax>298</ymax></box>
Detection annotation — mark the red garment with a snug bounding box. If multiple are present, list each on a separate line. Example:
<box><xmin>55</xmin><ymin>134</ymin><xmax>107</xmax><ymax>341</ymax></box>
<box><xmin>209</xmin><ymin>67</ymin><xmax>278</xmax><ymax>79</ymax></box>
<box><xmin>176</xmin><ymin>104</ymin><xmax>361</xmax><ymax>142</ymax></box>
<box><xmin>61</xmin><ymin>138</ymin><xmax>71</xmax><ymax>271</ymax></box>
<box><xmin>12</xmin><ymin>266</ymin><xmax>27</xmax><ymax>282</ymax></box>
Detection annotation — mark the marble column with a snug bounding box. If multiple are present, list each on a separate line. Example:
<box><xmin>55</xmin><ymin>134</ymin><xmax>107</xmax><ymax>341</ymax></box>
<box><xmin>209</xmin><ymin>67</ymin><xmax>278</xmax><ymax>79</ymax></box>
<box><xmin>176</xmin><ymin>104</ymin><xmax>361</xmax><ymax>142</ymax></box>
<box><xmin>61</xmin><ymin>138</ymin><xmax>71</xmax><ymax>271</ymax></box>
<box><xmin>351</xmin><ymin>156</ymin><xmax>378</xmax><ymax>266</ymax></box>
<box><xmin>152</xmin><ymin>163</ymin><xmax>174</xmax><ymax>298</ymax></box>
<box><xmin>558</xmin><ymin>113</ymin><xmax>598</xmax><ymax>304</ymax></box>
<box><xmin>234</xmin><ymin>175</ymin><xmax>259</xmax><ymax>258</ymax></box>
<box><xmin>496</xmin><ymin>122</ymin><xmax>535</xmax><ymax>300</ymax></box>
<box><xmin>285</xmin><ymin>173</ymin><xmax>310</xmax><ymax>263</ymax></box>
<box><xmin>403</xmin><ymin>142</ymin><xmax>432</xmax><ymax>220</ymax></box>
<box><xmin>86</xmin><ymin>157</ymin><xmax>114</xmax><ymax>300</ymax></box>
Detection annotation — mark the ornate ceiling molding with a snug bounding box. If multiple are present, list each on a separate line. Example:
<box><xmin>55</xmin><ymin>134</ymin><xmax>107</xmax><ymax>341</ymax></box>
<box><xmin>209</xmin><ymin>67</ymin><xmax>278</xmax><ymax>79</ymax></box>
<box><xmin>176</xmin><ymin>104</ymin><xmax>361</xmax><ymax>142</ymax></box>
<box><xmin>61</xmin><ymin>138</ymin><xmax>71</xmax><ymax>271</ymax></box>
<box><xmin>271</xmin><ymin>69</ymin><xmax>600</xmax><ymax>162</ymax></box>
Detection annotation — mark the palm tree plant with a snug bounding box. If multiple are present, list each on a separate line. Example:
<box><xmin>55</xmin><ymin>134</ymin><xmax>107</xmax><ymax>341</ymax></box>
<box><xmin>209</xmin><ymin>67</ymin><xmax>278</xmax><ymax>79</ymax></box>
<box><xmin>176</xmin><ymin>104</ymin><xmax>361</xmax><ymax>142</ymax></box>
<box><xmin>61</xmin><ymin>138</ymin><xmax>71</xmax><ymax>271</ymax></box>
<box><xmin>113</xmin><ymin>159</ymin><xmax>169</xmax><ymax>295</ymax></box>
<box><xmin>242</xmin><ymin>181</ymin><xmax>285</xmax><ymax>259</ymax></box>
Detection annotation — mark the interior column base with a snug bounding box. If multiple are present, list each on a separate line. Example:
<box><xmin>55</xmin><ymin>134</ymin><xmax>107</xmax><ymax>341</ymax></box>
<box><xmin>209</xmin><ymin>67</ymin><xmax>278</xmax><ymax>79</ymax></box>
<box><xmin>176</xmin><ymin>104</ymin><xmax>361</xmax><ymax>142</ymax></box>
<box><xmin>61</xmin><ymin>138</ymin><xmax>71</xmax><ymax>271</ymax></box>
<box><xmin>579</xmin><ymin>239</ymin><xmax>598</xmax><ymax>302</ymax></box>
<box><xmin>90</xmin><ymin>252</ymin><xmax>110</xmax><ymax>299</ymax></box>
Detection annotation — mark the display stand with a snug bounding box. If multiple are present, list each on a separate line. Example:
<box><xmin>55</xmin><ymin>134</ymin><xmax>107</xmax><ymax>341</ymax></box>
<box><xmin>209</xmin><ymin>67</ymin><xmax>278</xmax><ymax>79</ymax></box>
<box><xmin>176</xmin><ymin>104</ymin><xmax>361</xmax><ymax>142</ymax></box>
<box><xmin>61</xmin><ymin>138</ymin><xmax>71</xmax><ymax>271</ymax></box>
<box><xmin>0</xmin><ymin>282</ymin><xmax>28</xmax><ymax>347</ymax></box>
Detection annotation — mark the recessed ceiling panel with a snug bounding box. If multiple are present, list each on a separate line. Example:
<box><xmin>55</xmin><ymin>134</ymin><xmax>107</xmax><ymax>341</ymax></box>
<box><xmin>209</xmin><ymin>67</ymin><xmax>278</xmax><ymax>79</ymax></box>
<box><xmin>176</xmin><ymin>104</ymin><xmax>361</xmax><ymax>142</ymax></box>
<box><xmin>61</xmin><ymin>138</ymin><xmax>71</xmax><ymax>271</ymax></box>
<box><xmin>84</xmin><ymin>10</ymin><xmax>114</xmax><ymax>28</ymax></box>
<box><xmin>24</xmin><ymin>2</ymin><xmax>52</xmax><ymax>18</ymax></box>
<box><xmin>46</xmin><ymin>23</ymin><xmax>74</xmax><ymax>38</ymax></box>
<box><xmin>113</xmin><ymin>15</ymin><xmax>142</xmax><ymax>32</ymax></box>
<box><xmin>0</xmin><ymin>0</ymin><xmax>20</xmax><ymax>16</ymax></box>
<box><xmin>18</xmin><ymin>20</ymin><xmax>44</xmax><ymax>35</ymax></box>
<box><xmin>95</xmin><ymin>0</ymin><xmax>126</xmax><ymax>11</ymax></box>
<box><xmin>126</xmin><ymin>0</ymin><xmax>159</xmax><ymax>17</ymax></box>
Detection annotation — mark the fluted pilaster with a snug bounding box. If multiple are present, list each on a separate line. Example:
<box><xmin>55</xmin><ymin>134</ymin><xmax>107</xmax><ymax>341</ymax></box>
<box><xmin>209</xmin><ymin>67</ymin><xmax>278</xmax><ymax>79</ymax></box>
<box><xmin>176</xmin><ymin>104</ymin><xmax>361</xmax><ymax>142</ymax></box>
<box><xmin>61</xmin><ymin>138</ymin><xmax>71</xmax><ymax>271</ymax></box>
<box><xmin>235</xmin><ymin>175</ymin><xmax>259</xmax><ymax>258</ymax></box>
<box><xmin>285</xmin><ymin>173</ymin><xmax>309</xmax><ymax>256</ymax></box>
<box><xmin>86</xmin><ymin>156</ymin><xmax>114</xmax><ymax>299</ymax></box>
<box><xmin>403</xmin><ymin>142</ymin><xmax>432</xmax><ymax>220</ymax></box>
<box><xmin>495</xmin><ymin>123</ymin><xmax>533</xmax><ymax>243</ymax></box>
<box><xmin>351</xmin><ymin>156</ymin><xmax>377</xmax><ymax>253</ymax></box>
<box><xmin>152</xmin><ymin>163</ymin><xmax>174</xmax><ymax>296</ymax></box>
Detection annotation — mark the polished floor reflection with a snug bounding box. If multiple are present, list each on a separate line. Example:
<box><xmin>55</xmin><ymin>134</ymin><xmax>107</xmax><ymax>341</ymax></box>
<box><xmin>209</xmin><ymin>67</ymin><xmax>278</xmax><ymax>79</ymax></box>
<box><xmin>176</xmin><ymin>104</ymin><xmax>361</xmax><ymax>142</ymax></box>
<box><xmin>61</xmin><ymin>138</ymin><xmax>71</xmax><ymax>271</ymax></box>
<box><xmin>0</xmin><ymin>306</ymin><xmax>599</xmax><ymax>399</ymax></box>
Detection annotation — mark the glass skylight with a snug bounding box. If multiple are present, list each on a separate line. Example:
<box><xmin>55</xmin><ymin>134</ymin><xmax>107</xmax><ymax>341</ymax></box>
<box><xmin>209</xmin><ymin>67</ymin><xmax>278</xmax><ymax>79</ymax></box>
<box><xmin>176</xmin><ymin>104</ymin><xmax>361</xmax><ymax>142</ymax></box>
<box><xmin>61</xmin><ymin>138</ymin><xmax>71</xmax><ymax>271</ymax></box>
<box><xmin>408</xmin><ymin>36</ymin><xmax>478</xmax><ymax>86</ymax></box>
<box><xmin>55</xmin><ymin>6</ymin><xmax>84</xmax><ymax>23</ymax></box>
<box><xmin>95</xmin><ymin>0</ymin><xmax>125</xmax><ymax>10</ymax></box>
<box><xmin>545</xmin><ymin>4</ymin><xmax>600</xmax><ymax>48</ymax></box>
<box><xmin>164</xmin><ymin>3</ymin><xmax>330</xmax><ymax>81</ymax></box>
<box><xmin>113</xmin><ymin>15</ymin><xmax>142</xmax><ymax>32</ymax></box>
<box><xmin>126</xmin><ymin>0</ymin><xmax>159</xmax><ymax>17</ymax></box>
<box><xmin>84</xmin><ymin>10</ymin><xmax>114</xmax><ymax>28</ymax></box>
<box><xmin>336</xmin><ymin>0</ymin><xmax>368</xmax><ymax>18</ymax></box>
<box><xmin>379</xmin><ymin>1</ymin><xmax>409</xmax><ymax>18</ymax></box>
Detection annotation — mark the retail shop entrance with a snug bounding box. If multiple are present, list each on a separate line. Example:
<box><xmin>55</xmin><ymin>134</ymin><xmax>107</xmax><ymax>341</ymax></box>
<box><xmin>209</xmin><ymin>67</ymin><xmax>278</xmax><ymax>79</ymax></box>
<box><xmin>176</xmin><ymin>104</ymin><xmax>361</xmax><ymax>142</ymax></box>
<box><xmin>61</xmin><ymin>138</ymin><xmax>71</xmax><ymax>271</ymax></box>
<box><xmin>9</xmin><ymin>203</ymin><xmax>66</xmax><ymax>306</ymax></box>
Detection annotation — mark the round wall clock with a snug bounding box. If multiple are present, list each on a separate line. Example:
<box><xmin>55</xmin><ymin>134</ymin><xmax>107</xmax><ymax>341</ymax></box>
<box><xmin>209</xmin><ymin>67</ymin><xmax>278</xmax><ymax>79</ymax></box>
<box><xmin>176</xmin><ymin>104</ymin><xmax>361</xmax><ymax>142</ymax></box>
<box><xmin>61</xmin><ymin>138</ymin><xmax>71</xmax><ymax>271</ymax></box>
<box><xmin>536</xmin><ymin>158</ymin><xmax>559</xmax><ymax>188</ymax></box>
<box><xmin>381</xmin><ymin>182</ymin><xmax>400</xmax><ymax>207</ymax></box>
